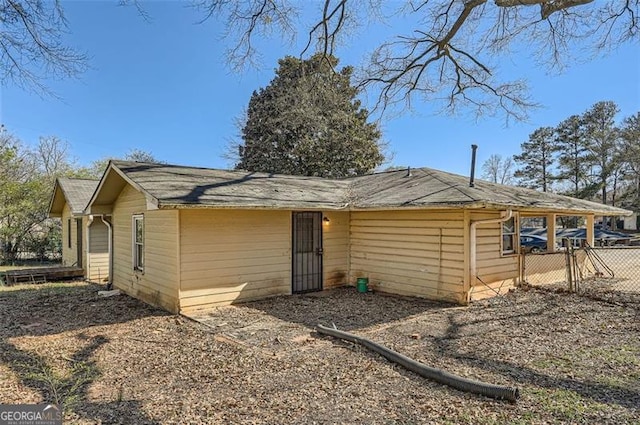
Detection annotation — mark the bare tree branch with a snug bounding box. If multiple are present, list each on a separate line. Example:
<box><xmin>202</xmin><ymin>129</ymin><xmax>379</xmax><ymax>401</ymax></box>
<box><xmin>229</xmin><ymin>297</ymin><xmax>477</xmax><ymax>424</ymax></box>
<box><xmin>301</xmin><ymin>0</ymin><xmax>348</xmax><ymax>61</ymax></box>
<box><xmin>1</xmin><ymin>0</ymin><xmax>88</xmax><ymax>96</ymax></box>
<box><xmin>118</xmin><ymin>0</ymin><xmax>153</xmax><ymax>23</ymax></box>
<box><xmin>132</xmin><ymin>0</ymin><xmax>640</xmax><ymax>121</ymax></box>
<box><xmin>192</xmin><ymin>0</ymin><xmax>298</xmax><ymax>72</ymax></box>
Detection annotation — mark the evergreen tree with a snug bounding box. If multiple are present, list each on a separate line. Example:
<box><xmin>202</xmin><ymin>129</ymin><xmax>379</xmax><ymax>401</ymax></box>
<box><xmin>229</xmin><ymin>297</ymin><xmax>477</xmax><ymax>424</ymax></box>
<box><xmin>236</xmin><ymin>53</ymin><xmax>384</xmax><ymax>178</ymax></box>
<box><xmin>514</xmin><ymin>127</ymin><xmax>557</xmax><ymax>192</ymax></box>
<box><xmin>555</xmin><ymin>115</ymin><xmax>592</xmax><ymax>197</ymax></box>
<box><xmin>582</xmin><ymin>101</ymin><xmax>621</xmax><ymax>205</ymax></box>
<box><xmin>619</xmin><ymin>112</ymin><xmax>640</xmax><ymax>210</ymax></box>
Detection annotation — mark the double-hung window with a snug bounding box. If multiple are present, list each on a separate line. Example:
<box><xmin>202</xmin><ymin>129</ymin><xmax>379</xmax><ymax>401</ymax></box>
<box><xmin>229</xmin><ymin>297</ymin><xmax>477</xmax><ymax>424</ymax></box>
<box><xmin>502</xmin><ymin>216</ymin><xmax>517</xmax><ymax>255</ymax></box>
<box><xmin>132</xmin><ymin>214</ymin><xmax>144</xmax><ymax>271</ymax></box>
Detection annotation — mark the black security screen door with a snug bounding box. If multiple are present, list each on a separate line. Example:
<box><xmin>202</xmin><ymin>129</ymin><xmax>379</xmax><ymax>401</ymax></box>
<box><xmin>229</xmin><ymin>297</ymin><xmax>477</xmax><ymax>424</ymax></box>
<box><xmin>292</xmin><ymin>212</ymin><xmax>323</xmax><ymax>293</ymax></box>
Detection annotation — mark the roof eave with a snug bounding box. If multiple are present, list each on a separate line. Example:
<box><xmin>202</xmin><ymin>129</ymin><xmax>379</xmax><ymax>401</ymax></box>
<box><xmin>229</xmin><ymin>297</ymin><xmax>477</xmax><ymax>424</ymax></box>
<box><xmin>349</xmin><ymin>200</ymin><xmax>633</xmax><ymax>215</ymax></box>
<box><xmin>156</xmin><ymin>202</ymin><xmax>350</xmax><ymax>211</ymax></box>
<box><xmin>85</xmin><ymin>161</ymin><xmax>160</xmax><ymax>214</ymax></box>
<box><xmin>47</xmin><ymin>179</ymin><xmax>65</xmax><ymax>218</ymax></box>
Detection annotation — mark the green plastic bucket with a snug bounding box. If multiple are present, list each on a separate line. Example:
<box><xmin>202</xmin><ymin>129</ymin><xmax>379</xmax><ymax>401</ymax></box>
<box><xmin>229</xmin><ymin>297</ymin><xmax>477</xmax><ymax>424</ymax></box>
<box><xmin>356</xmin><ymin>277</ymin><xmax>369</xmax><ymax>293</ymax></box>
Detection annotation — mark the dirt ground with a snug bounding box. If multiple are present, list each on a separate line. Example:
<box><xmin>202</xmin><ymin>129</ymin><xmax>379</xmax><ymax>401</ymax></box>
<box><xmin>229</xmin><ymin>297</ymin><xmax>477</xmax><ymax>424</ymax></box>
<box><xmin>0</xmin><ymin>282</ymin><xmax>638</xmax><ymax>424</ymax></box>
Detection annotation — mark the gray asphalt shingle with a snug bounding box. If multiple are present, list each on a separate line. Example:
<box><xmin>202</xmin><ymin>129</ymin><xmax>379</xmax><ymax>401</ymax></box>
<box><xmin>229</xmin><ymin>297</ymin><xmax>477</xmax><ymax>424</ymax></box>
<box><xmin>109</xmin><ymin>160</ymin><xmax>631</xmax><ymax>216</ymax></box>
<box><xmin>57</xmin><ymin>178</ymin><xmax>100</xmax><ymax>214</ymax></box>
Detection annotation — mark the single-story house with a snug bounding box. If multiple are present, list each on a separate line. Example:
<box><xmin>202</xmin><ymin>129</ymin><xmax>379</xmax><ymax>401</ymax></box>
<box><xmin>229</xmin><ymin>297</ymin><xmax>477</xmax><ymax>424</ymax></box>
<box><xmin>83</xmin><ymin>160</ymin><xmax>631</xmax><ymax>314</ymax></box>
<box><xmin>49</xmin><ymin>177</ymin><xmax>110</xmax><ymax>282</ymax></box>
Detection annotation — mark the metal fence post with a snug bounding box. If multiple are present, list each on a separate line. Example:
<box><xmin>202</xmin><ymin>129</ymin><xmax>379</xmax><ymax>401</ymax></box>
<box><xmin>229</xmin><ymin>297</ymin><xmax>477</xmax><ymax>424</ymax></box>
<box><xmin>571</xmin><ymin>246</ymin><xmax>580</xmax><ymax>293</ymax></box>
<box><xmin>564</xmin><ymin>238</ymin><xmax>574</xmax><ymax>292</ymax></box>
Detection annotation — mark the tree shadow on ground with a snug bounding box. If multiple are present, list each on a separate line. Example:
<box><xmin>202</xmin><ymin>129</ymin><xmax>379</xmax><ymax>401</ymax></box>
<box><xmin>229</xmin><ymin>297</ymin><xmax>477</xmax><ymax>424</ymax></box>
<box><xmin>299</xmin><ymin>290</ymin><xmax>639</xmax><ymax>411</ymax></box>
<box><xmin>215</xmin><ymin>286</ymin><xmax>458</xmax><ymax>331</ymax></box>
<box><xmin>0</xmin><ymin>335</ymin><xmax>160</xmax><ymax>424</ymax></box>
<box><xmin>0</xmin><ymin>282</ymin><xmax>169</xmax><ymax>339</ymax></box>
<box><xmin>0</xmin><ymin>283</ymin><xmax>168</xmax><ymax>423</ymax></box>
<box><xmin>431</xmin><ymin>306</ymin><xmax>640</xmax><ymax>410</ymax></box>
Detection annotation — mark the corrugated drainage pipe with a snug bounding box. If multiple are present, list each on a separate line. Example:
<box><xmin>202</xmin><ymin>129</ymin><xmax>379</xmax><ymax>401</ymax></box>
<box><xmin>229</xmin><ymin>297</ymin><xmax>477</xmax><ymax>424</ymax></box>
<box><xmin>316</xmin><ymin>324</ymin><xmax>519</xmax><ymax>403</ymax></box>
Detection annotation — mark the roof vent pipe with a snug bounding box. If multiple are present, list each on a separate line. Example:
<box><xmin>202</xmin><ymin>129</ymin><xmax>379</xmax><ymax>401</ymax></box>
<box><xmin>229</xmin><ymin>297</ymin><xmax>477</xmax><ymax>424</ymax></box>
<box><xmin>469</xmin><ymin>144</ymin><xmax>478</xmax><ymax>187</ymax></box>
<box><xmin>406</xmin><ymin>166</ymin><xmax>412</xmax><ymax>177</ymax></box>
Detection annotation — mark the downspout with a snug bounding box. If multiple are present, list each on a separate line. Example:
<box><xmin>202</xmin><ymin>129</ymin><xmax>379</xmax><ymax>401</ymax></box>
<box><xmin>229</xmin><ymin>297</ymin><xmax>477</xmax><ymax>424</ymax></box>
<box><xmin>86</xmin><ymin>215</ymin><xmax>94</xmax><ymax>282</ymax></box>
<box><xmin>468</xmin><ymin>209</ymin><xmax>513</xmax><ymax>303</ymax></box>
<box><xmin>100</xmin><ymin>215</ymin><xmax>114</xmax><ymax>290</ymax></box>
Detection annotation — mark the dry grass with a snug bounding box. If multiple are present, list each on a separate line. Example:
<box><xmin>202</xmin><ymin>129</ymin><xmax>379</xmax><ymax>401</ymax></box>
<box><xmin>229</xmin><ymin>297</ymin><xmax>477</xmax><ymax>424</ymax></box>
<box><xmin>0</xmin><ymin>282</ymin><xmax>638</xmax><ymax>424</ymax></box>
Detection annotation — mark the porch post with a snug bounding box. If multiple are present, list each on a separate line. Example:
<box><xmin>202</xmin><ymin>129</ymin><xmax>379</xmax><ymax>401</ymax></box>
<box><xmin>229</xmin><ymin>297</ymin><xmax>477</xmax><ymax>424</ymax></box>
<box><xmin>546</xmin><ymin>213</ymin><xmax>556</xmax><ymax>252</ymax></box>
<box><xmin>586</xmin><ymin>215</ymin><xmax>595</xmax><ymax>246</ymax></box>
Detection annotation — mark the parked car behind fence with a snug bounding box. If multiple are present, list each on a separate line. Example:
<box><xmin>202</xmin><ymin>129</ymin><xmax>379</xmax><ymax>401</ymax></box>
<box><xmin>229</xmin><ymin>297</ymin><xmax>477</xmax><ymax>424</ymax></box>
<box><xmin>520</xmin><ymin>235</ymin><xmax>548</xmax><ymax>253</ymax></box>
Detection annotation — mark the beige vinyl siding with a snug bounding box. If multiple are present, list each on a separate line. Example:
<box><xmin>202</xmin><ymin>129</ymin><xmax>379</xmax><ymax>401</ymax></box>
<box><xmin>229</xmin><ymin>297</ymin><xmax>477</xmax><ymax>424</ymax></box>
<box><xmin>350</xmin><ymin>210</ymin><xmax>465</xmax><ymax>303</ymax></box>
<box><xmin>81</xmin><ymin>217</ymin><xmax>88</xmax><ymax>273</ymax></box>
<box><xmin>87</xmin><ymin>219</ymin><xmax>109</xmax><ymax>282</ymax></box>
<box><xmin>112</xmin><ymin>185</ymin><xmax>179</xmax><ymax>312</ymax></box>
<box><xmin>323</xmin><ymin>211</ymin><xmax>349</xmax><ymax>289</ymax></box>
<box><xmin>470</xmin><ymin>211</ymin><xmax>519</xmax><ymax>300</ymax></box>
<box><xmin>179</xmin><ymin>209</ymin><xmax>291</xmax><ymax>312</ymax></box>
<box><xmin>61</xmin><ymin>204</ymin><xmax>87</xmax><ymax>272</ymax></box>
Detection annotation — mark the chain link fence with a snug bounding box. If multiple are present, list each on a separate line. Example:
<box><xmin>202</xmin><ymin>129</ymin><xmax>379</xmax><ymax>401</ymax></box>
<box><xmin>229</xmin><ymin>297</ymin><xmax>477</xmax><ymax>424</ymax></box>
<box><xmin>521</xmin><ymin>251</ymin><xmax>572</xmax><ymax>288</ymax></box>
<box><xmin>576</xmin><ymin>247</ymin><xmax>640</xmax><ymax>295</ymax></box>
<box><xmin>522</xmin><ymin>244</ymin><xmax>640</xmax><ymax>299</ymax></box>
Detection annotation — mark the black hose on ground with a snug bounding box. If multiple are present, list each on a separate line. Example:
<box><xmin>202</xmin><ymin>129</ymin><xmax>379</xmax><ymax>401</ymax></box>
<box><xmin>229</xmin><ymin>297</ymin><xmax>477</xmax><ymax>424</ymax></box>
<box><xmin>316</xmin><ymin>324</ymin><xmax>519</xmax><ymax>403</ymax></box>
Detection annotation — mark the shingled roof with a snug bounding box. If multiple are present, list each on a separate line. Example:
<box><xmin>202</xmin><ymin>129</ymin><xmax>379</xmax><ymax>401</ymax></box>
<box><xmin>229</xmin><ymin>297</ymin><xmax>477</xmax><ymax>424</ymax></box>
<box><xmin>87</xmin><ymin>160</ymin><xmax>632</xmax><ymax>216</ymax></box>
<box><xmin>90</xmin><ymin>161</ymin><xmax>351</xmax><ymax>211</ymax></box>
<box><xmin>49</xmin><ymin>178</ymin><xmax>100</xmax><ymax>217</ymax></box>
<box><xmin>346</xmin><ymin>168</ymin><xmax>631</xmax><ymax>215</ymax></box>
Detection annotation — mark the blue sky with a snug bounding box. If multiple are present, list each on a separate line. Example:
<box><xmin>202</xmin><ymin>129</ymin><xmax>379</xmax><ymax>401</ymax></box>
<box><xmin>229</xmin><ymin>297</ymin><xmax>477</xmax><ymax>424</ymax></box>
<box><xmin>1</xmin><ymin>1</ymin><xmax>638</xmax><ymax>177</ymax></box>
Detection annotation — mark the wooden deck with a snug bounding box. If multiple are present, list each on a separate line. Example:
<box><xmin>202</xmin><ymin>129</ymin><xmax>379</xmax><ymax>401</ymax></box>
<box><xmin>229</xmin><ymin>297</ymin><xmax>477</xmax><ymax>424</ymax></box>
<box><xmin>1</xmin><ymin>266</ymin><xmax>84</xmax><ymax>285</ymax></box>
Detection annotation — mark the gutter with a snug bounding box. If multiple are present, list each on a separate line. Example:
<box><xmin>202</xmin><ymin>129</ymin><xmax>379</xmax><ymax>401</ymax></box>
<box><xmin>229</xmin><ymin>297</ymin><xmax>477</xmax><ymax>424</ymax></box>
<box><xmin>86</xmin><ymin>215</ymin><xmax>93</xmax><ymax>281</ymax></box>
<box><xmin>468</xmin><ymin>209</ymin><xmax>513</xmax><ymax>303</ymax></box>
<box><xmin>100</xmin><ymin>215</ymin><xmax>114</xmax><ymax>290</ymax></box>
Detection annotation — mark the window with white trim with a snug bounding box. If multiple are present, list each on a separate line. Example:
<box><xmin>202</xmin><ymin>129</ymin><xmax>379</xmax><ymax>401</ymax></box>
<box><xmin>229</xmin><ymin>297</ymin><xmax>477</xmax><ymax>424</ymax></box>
<box><xmin>502</xmin><ymin>217</ymin><xmax>517</xmax><ymax>255</ymax></box>
<box><xmin>132</xmin><ymin>214</ymin><xmax>144</xmax><ymax>271</ymax></box>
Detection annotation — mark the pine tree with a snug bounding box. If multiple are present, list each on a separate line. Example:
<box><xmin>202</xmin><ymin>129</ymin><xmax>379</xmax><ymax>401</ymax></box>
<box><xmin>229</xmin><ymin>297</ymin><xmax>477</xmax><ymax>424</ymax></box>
<box><xmin>514</xmin><ymin>127</ymin><xmax>557</xmax><ymax>192</ymax></box>
<box><xmin>582</xmin><ymin>101</ymin><xmax>621</xmax><ymax>205</ymax></box>
<box><xmin>619</xmin><ymin>112</ymin><xmax>640</xmax><ymax>211</ymax></box>
<box><xmin>555</xmin><ymin>115</ymin><xmax>592</xmax><ymax>197</ymax></box>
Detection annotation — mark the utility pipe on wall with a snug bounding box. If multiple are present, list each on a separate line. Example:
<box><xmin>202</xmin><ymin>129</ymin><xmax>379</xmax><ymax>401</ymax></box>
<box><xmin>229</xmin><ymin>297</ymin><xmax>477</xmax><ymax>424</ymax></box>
<box><xmin>468</xmin><ymin>209</ymin><xmax>513</xmax><ymax>302</ymax></box>
<box><xmin>86</xmin><ymin>215</ymin><xmax>94</xmax><ymax>282</ymax></box>
<box><xmin>100</xmin><ymin>215</ymin><xmax>114</xmax><ymax>289</ymax></box>
<box><xmin>469</xmin><ymin>144</ymin><xmax>478</xmax><ymax>188</ymax></box>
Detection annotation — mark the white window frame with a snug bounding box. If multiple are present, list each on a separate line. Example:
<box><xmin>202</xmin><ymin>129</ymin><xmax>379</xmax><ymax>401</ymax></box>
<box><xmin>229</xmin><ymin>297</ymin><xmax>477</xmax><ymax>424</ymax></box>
<box><xmin>132</xmin><ymin>214</ymin><xmax>144</xmax><ymax>271</ymax></box>
<box><xmin>501</xmin><ymin>215</ymin><xmax>518</xmax><ymax>256</ymax></box>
